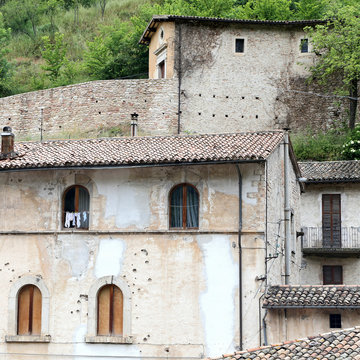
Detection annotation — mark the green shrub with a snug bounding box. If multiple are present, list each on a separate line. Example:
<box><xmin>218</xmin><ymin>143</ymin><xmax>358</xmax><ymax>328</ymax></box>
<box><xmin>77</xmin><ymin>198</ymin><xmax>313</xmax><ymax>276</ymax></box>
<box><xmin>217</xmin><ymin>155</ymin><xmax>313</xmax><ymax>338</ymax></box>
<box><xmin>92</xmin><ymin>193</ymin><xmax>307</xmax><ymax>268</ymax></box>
<box><xmin>341</xmin><ymin>126</ymin><xmax>360</xmax><ymax>160</ymax></box>
<box><xmin>291</xmin><ymin>129</ymin><xmax>350</xmax><ymax>161</ymax></box>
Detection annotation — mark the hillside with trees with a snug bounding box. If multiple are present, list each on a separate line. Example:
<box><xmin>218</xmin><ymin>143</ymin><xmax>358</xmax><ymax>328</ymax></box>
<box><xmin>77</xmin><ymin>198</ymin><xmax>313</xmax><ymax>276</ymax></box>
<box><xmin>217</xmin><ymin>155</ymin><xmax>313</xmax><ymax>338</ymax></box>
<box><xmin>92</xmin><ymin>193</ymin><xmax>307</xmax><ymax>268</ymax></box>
<box><xmin>0</xmin><ymin>0</ymin><xmax>358</xmax><ymax>160</ymax></box>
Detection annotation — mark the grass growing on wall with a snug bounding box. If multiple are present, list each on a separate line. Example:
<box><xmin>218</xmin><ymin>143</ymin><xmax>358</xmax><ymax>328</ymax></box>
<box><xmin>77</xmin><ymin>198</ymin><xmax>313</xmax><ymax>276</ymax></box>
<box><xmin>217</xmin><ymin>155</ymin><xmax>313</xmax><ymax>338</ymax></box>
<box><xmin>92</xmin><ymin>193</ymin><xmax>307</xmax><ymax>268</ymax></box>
<box><xmin>291</xmin><ymin>128</ymin><xmax>351</xmax><ymax>161</ymax></box>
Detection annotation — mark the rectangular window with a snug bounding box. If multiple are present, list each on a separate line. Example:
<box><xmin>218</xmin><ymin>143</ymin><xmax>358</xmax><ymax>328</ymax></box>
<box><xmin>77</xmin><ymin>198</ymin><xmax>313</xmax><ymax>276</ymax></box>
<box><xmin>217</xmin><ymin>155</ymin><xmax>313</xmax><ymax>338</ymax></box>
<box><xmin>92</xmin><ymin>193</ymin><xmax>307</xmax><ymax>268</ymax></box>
<box><xmin>329</xmin><ymin>314</ymin><xmax>341</xmax><ymax>328</ymax></box>
<box><xmin>158</xmin><ymin>60</ymin><xmax>165</xmax><ymax>78</ymax></box>
<box><xmin>300</xmin><ymin>38</ymin><xmax>309</xmax><ymax>53</ymax></box>
<box><xmin>235</xmin><ymin>38</ymin><xmax>245</xmax><ymax>53</ymax></box>
<box><xmin>322</xmin><ymin>194</ymin><xmax>341</xmax><ymax>248</ymax></box>
<box><xmin>323</xmin><ymin>265</ymin><xmax>343</xmax><ymax>285</ymax></box>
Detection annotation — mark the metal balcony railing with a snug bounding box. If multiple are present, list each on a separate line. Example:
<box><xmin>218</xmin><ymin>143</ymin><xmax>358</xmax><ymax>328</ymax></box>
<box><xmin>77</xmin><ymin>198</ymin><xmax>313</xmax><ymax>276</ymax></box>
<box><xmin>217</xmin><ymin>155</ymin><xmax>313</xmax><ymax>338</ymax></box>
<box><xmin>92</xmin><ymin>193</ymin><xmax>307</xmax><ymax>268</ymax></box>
<box><xmin>302</xmin><ymin>227</ymin><xmax>360</xmax><ymax>254</ymax></box>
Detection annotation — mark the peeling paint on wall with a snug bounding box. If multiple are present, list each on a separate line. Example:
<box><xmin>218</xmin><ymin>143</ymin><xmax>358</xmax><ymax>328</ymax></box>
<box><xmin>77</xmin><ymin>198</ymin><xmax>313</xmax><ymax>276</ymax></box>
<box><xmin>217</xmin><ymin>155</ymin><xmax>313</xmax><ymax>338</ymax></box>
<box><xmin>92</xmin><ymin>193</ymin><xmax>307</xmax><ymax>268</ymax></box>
<box><xmin>61</xmin><ymin>235</ymin><xmax>90</xmax><ymax>278</ymax></box>
<box><xmin>198</xmin><ymin>235</ymin><xmax>238</xmax><ymax>357</ymax></box>
<box><xmin>74</xmin><ymin>324</ymin><xmax>141</xmax><ymax>360</ymax></box>
<box><xmin>95</xmin><ymin>238</ymin><xmax>125</xmax><ymax>278</ymax></box>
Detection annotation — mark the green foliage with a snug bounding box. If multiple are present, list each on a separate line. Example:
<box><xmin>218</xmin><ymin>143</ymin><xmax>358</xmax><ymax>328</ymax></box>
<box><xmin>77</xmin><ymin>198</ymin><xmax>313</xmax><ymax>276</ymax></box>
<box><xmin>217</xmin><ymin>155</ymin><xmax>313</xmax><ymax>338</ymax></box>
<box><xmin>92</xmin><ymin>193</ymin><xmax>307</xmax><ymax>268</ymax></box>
<box><xmin>341</xmin><ymin>126</ymin><xmax>360</xmax><ymax>160</ymax></box>
<box><xmin>0</xmin><ymin>12</ymin><xmax>12</xmax><ymax>96</ymax></box>
<box><xmin>292</xmin><ymin>129</ymin><xmax>350</xmax><ymax>161</ymax></box>
<box><xmin>293</xmin><ymin>0</ymin><xmax>328</xmax><ymax>20</ymax></box>
<box><xmin>234</xmin><ymin>0</ymin><xmax>294</xmax><ymax>20</ymax></box>
<box><xmin>41</xmin><ymin>32</ymin><xmax>67</xmax><ymax>81</ymax></box>
<box><xmin>305</xmin><ymin>3</ymin><xmax>360</xmax><ymax>128</ymax></box>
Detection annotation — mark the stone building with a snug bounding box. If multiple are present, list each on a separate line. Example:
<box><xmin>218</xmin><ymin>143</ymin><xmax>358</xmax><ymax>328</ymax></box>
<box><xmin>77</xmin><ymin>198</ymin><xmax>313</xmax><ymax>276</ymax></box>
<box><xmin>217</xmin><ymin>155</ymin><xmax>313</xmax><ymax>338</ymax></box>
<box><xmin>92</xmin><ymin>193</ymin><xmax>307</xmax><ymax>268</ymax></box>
<box><xmin>262</xmin><ymin>161</ymin><xmax>360</xmax><ymax>344</ymax></box>
<box><xmin>0</xmin><ymin>15</ymin><xmax>352</xmax><ymax>140</ymax></box>
<box><xmin>0</xmin><ymin>128</ymin><xmax>301</xmax><ymax>359</ymax></box>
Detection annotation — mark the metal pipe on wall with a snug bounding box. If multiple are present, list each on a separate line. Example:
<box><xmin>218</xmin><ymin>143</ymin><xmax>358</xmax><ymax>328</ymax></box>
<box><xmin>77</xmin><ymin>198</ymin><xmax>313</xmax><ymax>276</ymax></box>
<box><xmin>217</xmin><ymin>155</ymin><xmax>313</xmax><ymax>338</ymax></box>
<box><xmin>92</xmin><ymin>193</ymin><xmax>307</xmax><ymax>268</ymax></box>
<box><xmin>235</xmin><ymin>164</ymin><xmax>243</xmax><ymax>350</ymax></box>
<box><xmin>283</xmin><ymin>130</ymin><xmax>291</xmax><ymax>285</ymax></box>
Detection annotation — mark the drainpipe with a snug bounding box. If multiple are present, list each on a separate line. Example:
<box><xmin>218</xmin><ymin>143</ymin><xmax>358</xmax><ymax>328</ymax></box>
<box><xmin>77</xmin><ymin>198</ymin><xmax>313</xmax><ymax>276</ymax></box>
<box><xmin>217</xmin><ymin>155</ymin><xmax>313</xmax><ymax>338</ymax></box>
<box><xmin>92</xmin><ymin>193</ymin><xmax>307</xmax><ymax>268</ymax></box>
<box><xmin>235</xmin><ymin>164</ymin><xmax>243</xmax><ymax>350</ymax></box>
<box><xmin>177</xmin><ymin>24</ymin><xmax>182</xmax><ymax>134</ymax></box>
<box><xmin>283</xmin><ymin>129</ymin><xmax>291</xmax><ymax>285</ymax></box>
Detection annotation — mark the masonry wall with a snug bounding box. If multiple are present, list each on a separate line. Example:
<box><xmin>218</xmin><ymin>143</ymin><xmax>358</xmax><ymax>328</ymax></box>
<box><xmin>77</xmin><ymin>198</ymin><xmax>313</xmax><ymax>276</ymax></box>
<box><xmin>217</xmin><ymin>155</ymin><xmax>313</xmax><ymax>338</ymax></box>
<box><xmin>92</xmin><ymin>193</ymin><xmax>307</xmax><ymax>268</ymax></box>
<box><xmin>0</xmin><ymin>162</ymin><xmax>277</xmax><ymax>359</ymax></box>
<box><xmin>267</xmin><ymin>308</ymin><xmax>360</xmax><ymax>344</ymax></box>
<box><xmin>300</xmin><ymin>183</ymin><xmax>360</xmax><ymax>285</ymax></box>
<box><xmin>173</xmin><ymin>22</ymin><xmax>352</xmax><ymax>134</ymax></box>
<box><xmin>0</xmin><ymin>79</ymin><xmax>178</xmax><ymax>140</ymax></box>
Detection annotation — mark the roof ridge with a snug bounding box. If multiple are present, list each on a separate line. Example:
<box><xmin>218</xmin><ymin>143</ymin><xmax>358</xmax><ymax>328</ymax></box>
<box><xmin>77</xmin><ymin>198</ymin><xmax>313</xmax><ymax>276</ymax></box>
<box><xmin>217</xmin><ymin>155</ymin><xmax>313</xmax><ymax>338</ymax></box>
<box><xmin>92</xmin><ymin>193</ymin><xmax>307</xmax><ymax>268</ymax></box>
<box><xmin>214</xmin><ymin>326</ymin><xmax>360</xmax><ymax>359</ymax></box>
<box><xmin>16</xmin><ymin>130</ymin><xmax>285</xmax><ymax>146</ymax></box>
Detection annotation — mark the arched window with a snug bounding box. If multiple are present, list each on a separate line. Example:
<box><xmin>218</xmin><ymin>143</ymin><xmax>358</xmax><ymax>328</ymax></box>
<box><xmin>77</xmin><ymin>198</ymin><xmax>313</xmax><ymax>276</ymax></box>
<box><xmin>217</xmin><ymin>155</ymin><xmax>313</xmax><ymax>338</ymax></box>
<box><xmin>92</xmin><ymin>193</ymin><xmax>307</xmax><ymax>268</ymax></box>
<box><xmin>17</xmin><ymin>285</ymin><xmax>42</xmax><ymax>335</ymax></box>
<box><xmin>97</xmin><ymin>285</ymin><xmax>123</xmax><ymax>336</ymax></box>
<box><xmin>169</xmin><ymin>184</ymin><xmax>199</xmax><ymax>229</ymax></box>
<box><xmin>63</xmin><ymin>185</ymin><xmax>89</xmax><ymax>229</ymax></box>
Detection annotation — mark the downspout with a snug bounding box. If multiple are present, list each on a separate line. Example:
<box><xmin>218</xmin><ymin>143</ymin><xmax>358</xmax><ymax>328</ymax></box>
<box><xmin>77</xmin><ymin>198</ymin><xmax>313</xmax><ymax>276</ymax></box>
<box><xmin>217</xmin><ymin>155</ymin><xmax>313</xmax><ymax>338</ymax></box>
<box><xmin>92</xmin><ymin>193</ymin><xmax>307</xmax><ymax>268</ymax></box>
<box><xmin>235</xmin><ymin>164</ymin><xmax>243</xmax><ymax>351</ymax></box>
<box><xmin>177</xmin><ymin>24</ymin><xmax>182</xmax><ymax>134</ymax></box>
<box><xmin>283</xmin><ymin>130</ymin><xmax>291</xmax><ymax>285</ymax></box>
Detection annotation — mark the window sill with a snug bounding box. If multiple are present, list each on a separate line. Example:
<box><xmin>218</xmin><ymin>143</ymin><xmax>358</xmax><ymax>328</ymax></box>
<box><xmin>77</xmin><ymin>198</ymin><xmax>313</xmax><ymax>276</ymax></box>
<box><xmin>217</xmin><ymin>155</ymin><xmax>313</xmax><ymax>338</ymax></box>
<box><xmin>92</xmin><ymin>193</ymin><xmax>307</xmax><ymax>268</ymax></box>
<box><xmin>85</xmin><ymin>335</ymin><xmax>133</xmax><ymax>344</ymax></box>
<box><xmin>5</xmin><ymin>335</ymin><xmax>51</xmax><ymax>343</ymax></box>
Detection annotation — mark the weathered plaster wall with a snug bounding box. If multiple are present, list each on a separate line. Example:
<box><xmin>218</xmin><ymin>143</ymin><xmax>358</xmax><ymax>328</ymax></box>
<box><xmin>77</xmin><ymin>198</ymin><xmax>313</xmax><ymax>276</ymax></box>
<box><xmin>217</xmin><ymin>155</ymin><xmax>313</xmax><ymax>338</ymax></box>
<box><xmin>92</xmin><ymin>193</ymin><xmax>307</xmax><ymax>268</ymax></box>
<box><xmin>300</xmin><ymin>183</ymin><xmax>360</xmax><ymax>285</ymax></box>
<box><xmin>267</xmin><ymin>308</ymin><xmax>360</xmax><ymax>344</ymax></box>
<box><xmin>0</xmin><ymin>162</ymin><xmax>273</xmax><ymax>358</ymax></box>
<box><xmin>0</xmin><ymin>79</ymin><xmax>178</xmax><ymax>140</ymax></box>
<box><xmin>148</xmin><ymin>22</ymin><xmax>176</xmax><ymax>79</ymax></box>
<box><xmin>175</xmin><ymin>22</ymin><xmax>352</xmax><ymax>134</ymax></box>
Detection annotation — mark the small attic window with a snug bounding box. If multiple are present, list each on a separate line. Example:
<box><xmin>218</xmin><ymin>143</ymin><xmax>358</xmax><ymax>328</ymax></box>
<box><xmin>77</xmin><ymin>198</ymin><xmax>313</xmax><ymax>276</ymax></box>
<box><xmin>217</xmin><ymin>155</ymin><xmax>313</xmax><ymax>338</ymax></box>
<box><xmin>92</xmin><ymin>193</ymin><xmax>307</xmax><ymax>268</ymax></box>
<box><xmin>235</xmin><ymin>38</ymin><xmax>245</xmax><ymax>53</ymax></box>
<box><xmin>300</xmin><ymin>38</ymin><xmax>309</xmax><ymax>53</ymax></box>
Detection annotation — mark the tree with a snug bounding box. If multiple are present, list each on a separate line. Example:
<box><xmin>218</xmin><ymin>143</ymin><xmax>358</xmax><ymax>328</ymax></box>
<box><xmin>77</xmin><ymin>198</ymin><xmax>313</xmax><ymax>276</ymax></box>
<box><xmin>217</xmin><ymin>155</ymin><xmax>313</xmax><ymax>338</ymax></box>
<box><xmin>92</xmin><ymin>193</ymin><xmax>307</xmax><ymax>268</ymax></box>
<box><xmin>41</xmin><ymin>32</ymin><xmax>67</xmax><ymax>81</ymax></box>
<box><xmin>0</xmin><ymin>12</ymin><xmax>11</xmax><ymax>96</ymax></box>
<box><xmin>305</xmin><ymin>4</ymin><xmax>360</xmax><ymax>128</ymax></box>
<box><xmin>99</xmin><ymin>0</ymin><xmax>106</xmax><ymax>19</ymax></box>
<box><xmin>2</xmin><ymin>0</ymin><xmax>43</xmax><ymax>39</ymax></box>
<box><xmin>293</xmin><ymin>0</ymin><xmax>328</xmax><ymax>20</ymax></box>
<box><xmin>234</xmin><ymin>0</ymin><xmax>294</xmax><ymax>20</ymax></box>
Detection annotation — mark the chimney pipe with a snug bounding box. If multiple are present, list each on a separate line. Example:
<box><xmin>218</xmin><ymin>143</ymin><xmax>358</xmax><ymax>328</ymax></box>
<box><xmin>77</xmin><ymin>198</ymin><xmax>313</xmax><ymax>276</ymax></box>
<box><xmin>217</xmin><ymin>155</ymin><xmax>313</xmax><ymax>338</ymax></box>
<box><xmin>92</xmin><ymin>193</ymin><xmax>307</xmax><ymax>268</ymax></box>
<box><xmin>130</xmin><ymin>113</ymin><xmax>138</xmax><ymax>137</ymax></box>
<box><xmin>1</xmin><ymin>126</ymin><xmax>18</xmax><ymax>159</ymax></box>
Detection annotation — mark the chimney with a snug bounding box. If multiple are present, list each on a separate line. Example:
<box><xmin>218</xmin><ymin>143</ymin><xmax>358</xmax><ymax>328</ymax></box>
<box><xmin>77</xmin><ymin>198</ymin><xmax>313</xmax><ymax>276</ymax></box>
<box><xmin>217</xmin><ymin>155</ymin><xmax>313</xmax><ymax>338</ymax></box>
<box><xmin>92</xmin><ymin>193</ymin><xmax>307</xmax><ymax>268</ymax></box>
<box><xmin>130</xmin><ymin>113</ymin><xmax>138</xmax><ymax>136</ymax></box>
<box><xmin>1</xmin><ymin>126</ymin><xmax>18</xmax><ymax>159</ymax></box>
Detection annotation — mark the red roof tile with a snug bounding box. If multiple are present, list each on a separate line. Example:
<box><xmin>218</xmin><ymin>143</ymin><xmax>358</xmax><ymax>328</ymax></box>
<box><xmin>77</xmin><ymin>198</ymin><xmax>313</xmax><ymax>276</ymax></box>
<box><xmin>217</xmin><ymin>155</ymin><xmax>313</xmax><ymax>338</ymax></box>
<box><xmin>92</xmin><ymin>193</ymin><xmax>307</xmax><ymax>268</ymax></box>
<box><xmin>0</xmin><ymin>131</ymin><xmax>284</xmax><ymax>171</ymax></box>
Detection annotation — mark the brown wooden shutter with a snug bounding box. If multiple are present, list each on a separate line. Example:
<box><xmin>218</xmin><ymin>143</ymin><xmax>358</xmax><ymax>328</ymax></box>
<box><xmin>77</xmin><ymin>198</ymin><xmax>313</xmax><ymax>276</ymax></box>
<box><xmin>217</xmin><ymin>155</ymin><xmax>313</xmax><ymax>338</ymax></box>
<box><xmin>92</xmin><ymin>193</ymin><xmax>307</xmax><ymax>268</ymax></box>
<box><xmin>322</xmin><ymin>194</ymin><xmax>341</xmax><ymax>247</ymax></box>
<box><xmin>17</xmin><ymin>285</ymin><xmax>42</xmax><ymax>335</ymax></box>
<box><xmin>97</xmin><ymin>285</ymin><xmax>123</xmax><ymax>336</ymax></box>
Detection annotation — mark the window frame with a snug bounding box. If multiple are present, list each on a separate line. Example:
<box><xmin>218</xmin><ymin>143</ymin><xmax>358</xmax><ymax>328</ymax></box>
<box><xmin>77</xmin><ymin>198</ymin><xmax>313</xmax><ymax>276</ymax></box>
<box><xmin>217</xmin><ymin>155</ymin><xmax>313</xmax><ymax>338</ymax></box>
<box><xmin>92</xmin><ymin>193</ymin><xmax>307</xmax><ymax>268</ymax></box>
<box><xmin>322</xmin><ymin>194</ymin><xmax>341</xmax><ymax>248</ymax></box>
<box><xmin>323</xmin><ymin>265</ymin><xmax>343</xmax><ymax>285</ymax></box>
<box><xmin>169</xmin><ymin>183</ymin><xmax>200</xmax><ymax>230</ymax></box>
<box><xmin>6</xmin><ymin>276</ymin><xmax>50</xmax><ymax>343</ymax></box>
<box><xmin>329</xmin><ymin>314</ymin><xmax>342</xmax><ymax>328</ymax></box>
<box><xmin>235</xmin><ymin>38</ymin><xmax>245</xmax><ymax>53</ymax></box>
<box><xmin>86</xmin><ymin>276</ymin><xmax>132</xmax><ymax>344</ymax></box>
<box><xmin>62</xmin><ymin>184</ymin><xmax>90</xmax><ymax>230</ymax></box>
<box><xmin>300</xmin><ymin>38</ymin><xmax>309</xmax><ymax>53</ymax></box>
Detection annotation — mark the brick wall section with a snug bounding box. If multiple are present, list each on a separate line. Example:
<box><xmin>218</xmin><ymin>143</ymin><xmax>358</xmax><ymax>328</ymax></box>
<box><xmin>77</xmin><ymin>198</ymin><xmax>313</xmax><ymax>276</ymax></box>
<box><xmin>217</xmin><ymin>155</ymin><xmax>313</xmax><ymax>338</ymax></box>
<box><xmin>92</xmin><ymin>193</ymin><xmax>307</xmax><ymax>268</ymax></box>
<box><xmin>0</xmin><ymin>79</ymin><xmax>179</xmax><ymax>139</ymax></box>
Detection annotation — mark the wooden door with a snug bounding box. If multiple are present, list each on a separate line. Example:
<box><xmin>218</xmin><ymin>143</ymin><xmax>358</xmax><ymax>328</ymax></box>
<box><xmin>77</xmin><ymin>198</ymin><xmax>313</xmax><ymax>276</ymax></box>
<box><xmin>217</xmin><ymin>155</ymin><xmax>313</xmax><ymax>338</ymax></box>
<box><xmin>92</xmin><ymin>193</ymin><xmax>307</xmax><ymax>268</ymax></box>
<box><xmin>322</xmin><ymin>194</ymin><xmax>341</xmax><ymax>248</ymax></box>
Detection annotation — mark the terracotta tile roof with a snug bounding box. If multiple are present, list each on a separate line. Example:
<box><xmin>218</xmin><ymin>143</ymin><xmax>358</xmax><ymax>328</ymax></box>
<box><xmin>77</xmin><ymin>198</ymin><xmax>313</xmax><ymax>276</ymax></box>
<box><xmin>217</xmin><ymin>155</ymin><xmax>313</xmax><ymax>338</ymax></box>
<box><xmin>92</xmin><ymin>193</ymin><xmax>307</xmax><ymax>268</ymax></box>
<box><xmin>140</xmin><ymin>15</ymin><xmax>327</xmax><ymax>44</ymax></box>
<box><xmin>299</xmin><ymin>160</ymin><xmax>360</xmax><ymax>183</ymax></box>
<box><xmin>263</xmin><ymin>285</ymin><xmax>360</xmax><ymax>309</ymax></box>
<box><xmin>0</xmin><ymin>131</ymin><xmax>284</xmax><ymax>171</ymax></box>
<box><xmin>211</xmin><ymin>326</ymin><xmax>360</xmax><ymax>359</ymax></box>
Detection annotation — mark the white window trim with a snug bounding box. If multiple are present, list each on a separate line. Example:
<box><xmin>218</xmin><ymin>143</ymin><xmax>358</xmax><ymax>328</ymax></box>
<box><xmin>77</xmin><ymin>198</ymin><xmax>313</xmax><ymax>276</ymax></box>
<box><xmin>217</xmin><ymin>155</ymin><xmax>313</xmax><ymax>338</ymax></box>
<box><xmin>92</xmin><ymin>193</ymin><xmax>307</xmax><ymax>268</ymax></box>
<box><xmin>298</xmin><ymin>37</ymin><xmax>312</xmax><ymax>56</ymax></box>
<box><xmin>85</xmin><ymin>276</ymin><xmax>132</xmax><ymax>344</ymax></box>
<box><xmin>6</xmin><ymin>275</ymin><xmax>51</xmax><ymax>343</ymax></box>
<box><xmin>154</xmin><ymin>44</ymin><xmax>167</xmax><ymax>79</ymax></box>
<box><xmin>234</xmin><ymin>37</ymin><xmax>247</xmax><ymax>55</ymax></box>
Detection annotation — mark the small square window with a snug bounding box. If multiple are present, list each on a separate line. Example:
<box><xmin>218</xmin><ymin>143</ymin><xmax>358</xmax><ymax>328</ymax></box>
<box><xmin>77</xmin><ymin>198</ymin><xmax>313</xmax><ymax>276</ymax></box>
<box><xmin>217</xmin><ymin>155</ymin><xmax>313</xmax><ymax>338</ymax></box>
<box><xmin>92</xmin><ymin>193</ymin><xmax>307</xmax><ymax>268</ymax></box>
<box><xmin>323</xmin><ymin>265</ymin><xmax>343</xmax><ymax>285</ymax></box>
<box><xmin>300</xmin><ymin>39</ymin><xmax>309</xmax><ymax>53</ymax></box>
<box><xmin>235</xmin><ymin>39</ymin><xmax>245</xmax><ymax>53</ymax></box>
<box><xmin>329</xmin><ymin>314</ymin><xmax>341</xmax><ymax>328</ymax></box>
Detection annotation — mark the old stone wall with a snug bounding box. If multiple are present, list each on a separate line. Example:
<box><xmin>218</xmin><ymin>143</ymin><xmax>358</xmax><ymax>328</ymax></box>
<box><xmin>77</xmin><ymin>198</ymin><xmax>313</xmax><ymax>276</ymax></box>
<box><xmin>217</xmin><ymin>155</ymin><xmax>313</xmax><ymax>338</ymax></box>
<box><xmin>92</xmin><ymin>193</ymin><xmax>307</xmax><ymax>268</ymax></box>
<box><xmin>0</xmin><ymin>79</ymin><xmax>179</xmax><ymax>140</ymax></box>
<box><xmin>174</xmin><ymin>22</ymin><xmax>354</xmax><ymax>134</ymax></box>
<box><xmin>0</xmin><ymin>162</ymin><xmax>276</xmax><ymax>359</ymax></box>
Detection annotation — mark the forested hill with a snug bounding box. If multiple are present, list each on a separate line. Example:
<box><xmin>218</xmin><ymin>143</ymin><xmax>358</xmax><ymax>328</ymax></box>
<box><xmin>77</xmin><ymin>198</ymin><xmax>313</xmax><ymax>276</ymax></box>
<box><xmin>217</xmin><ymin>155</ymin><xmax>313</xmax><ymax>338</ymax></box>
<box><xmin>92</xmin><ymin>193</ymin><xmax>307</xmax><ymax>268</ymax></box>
<box><xmin>0</xmin><ymin>0</ymin><xmax>355</xmax><ymax>97</ymax></box>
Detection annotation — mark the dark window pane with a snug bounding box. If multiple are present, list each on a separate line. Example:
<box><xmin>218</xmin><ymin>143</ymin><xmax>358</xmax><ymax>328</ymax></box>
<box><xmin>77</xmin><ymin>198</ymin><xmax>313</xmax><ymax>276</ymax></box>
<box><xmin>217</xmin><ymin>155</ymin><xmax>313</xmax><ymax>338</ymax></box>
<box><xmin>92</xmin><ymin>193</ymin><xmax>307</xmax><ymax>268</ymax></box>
<box><xmin>64</xmin><ymin>186</ymin><xmax>90</xmax><ymax>229</ymax></box>
<box><xmin>323</xmin><ymin>265</ymin><xmax>343</xmax><ymax>285</ymax></box>
<box><xmin>235</xmin><ymin>39</ymin><xmax>244</xmax><ymax>53</ymax></box>
<box><xmin>186</xmin><ymin>186</ymin><xmax>199</xmax><ymax>228</ymax></box>
<box><xmin>301</xmin><ymin>39</ymin><xmax>308</xmax><ymax>53</ymax></box>
<box><xmin>170</xmin><ymin>185</ymin><xmax>183</xmax><ymax>228</ymax></box>
<box><xmin>329</xmin><ymin>314</ymin><xmax>341</xmax><ymax>328</ymax></box>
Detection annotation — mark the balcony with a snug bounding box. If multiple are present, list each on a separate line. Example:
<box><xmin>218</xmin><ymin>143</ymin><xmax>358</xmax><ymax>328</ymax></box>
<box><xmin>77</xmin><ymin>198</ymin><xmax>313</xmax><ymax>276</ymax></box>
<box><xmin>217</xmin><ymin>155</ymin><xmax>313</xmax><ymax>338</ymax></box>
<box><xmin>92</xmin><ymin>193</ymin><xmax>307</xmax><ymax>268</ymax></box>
<box><xmin>302</xmin><ymin>227</ymin><xmax>360</xmax><ymax>256</ymax></box>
